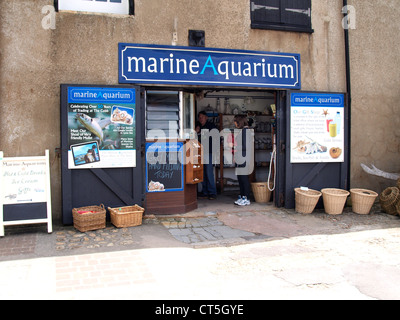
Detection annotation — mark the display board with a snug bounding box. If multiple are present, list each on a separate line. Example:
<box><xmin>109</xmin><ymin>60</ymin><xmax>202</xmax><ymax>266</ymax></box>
<box><xmin>61</xmin><ymin>85</ymin><xmax>144</xmax><ymax>225</ymax></box>
<box><xmin>67</xmin><ymin>86</ymin><xmax>137</xmax><ymax>169</ymax></box>
<box><xmin>145</xmin><ymin>142</ymin><xmax>184</xmax><ymax>193</ymax></box>
<box><xmin>0</xmin><ymin>150</ymin><xmax>52</xmax><ymax>236</ymax></box>
<box><xmin>290</xmin><ymin>93</ymin><xmax>345</xmax><ymax>163</ymax></box>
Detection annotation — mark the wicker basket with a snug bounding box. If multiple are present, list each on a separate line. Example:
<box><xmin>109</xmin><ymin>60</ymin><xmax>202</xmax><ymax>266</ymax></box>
<box><xmin>108</xmin><ymin>205</ymin><xmax>144</xmax><ymax>228</ymax></box>
<box><xmin>72</xmin><ymin>204</ymin><xmax>106</xmax><ymax>232</ymax></box>
<box><xmin>251</xmin><ymin>182</ymin><xmax>272</xmax><ymax>203</ymax></box>
<box><xmin>294</xmin><ymin>188</ymin><xmax>322</xmax><ymax>214</ymax></box>
<box><xmin>396</xmin><ymin>179</ymin><xmax>400</xmax><ymax>190</ymax></box>
<box><xmin>379</xmin><ymin>187</ymin><xmax>400</xmax><ymax>216</ymax></box>
<box><xmin>321</xmin><ymin>188</ymin><xmax>350</xmax><ymax>215</ymax></box>
<box><xmin>350</xmin><ymin>188</ymin><xmax>378</xmax><ymax>215</ymax></box>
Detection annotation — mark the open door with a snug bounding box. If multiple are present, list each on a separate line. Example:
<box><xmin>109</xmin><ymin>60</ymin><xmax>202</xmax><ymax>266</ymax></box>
<box><xmin>60</xmin><ymin>84</ymin><xmax>145</xmax><ymax>224</ymax></box>
<box><xmin>276</xmin><ymin>91</ymin><xmax>349</xmax><ymax>209</ymax></box>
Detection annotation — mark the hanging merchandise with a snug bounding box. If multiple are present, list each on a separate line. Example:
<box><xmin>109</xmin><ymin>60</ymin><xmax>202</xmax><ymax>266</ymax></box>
<box><xmin>225</xmin><ymin>98</ymin><xmax>232</xmax><ymax>114</ymax></box>
<box><xmin>217</xmin><ymin>98</ymin><xmax>225</xmax><ymax>114</ymax></box>
<box><xmin>205</xmin><ymin>104</ymin><xmax>214</xmax><ymax>112</ymax></box>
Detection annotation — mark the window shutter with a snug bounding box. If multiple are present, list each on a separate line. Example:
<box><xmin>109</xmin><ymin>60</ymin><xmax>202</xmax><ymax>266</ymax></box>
<box><xmin>146</xmin><ymin>91</ymin><xmax>180</xmax><ymax>139</ymax></box>
<box><xmin>250</xmin><ymin>0</ymin><xmax>313</xmax><ymax>33</ymax></box>
<box><xmin>281</xmin><ymin>0</ymin><xmax>311</xmax><ymax>28</ymax></box>
<box><xmin>251</xmin><ymin>0</ymin><xmax>281</xmax><ymax>25</ymax></box>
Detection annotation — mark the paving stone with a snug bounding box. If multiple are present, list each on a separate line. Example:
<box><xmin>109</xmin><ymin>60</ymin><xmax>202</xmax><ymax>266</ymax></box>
<box><xmin>189</xmin><ymin>220</ymin><xmax>202</xmax><ymax>228</ymax></box>
<box><xmin>206</xmin><ymin>225</ymin><xmax>255</xmax><ymax>239</ymax></box>
<box><xmin>53</xmin><ymin>226</ymin><xmax>136</xmax><ymax>251</ymax></box>
<box><xmin>167</xmin><ymin>228</ymin><xmax>190</xmax><ymax>236</ymax></box>
<box><xmin>163</xmin><ymin>216</ymin><xmax>256</xmax><ymax>244</ymax></box>
<box><xmin>207</xmin><ymin>218</ymin><xmax>224</xmax><ymax>226</ymax></box>
<box><xmin>191</xmin><ymin>227</ymin><xmax>219</xmax><ymax>241</ymax></box>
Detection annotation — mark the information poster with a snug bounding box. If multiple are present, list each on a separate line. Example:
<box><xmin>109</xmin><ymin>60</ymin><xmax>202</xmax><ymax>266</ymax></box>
<box><xmin>67</xmin><ymin>87</ymin><xmax>137</xmax><ymax>169</ymax></box>
<box><xmin>290</xmin><ymin>93</ymin><xmax>345</xmax><ymax>163</ymax></box>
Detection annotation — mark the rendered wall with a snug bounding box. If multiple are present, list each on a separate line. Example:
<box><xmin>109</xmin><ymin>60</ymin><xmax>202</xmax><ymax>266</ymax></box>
<box><xmin>348</xmin><ymin>0</ymin><xmax>400</xmax><ymax>192</ymax></box>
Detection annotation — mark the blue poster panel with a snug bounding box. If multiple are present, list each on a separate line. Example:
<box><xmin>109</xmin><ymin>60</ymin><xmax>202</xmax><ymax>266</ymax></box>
<box><xmin>119</xmin><ymin>43</ymin><xmax>301</xmax><ymax>89</ymax></box>
<box><xmin>67</xmin><ymin>87</ymin><xmax>137</xmax><ymax>169</ymax></box>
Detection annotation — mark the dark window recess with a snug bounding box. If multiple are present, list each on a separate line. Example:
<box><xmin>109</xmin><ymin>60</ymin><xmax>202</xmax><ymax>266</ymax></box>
<box><xmin>146</xmin><ymin>91</ymin><xmax>180</xmax><ymax>139</ymax></box>
<box><xmin>129</xmin><ymin>0</ymin><xmax>135</xmax><ymax>15</ymax></box>
<box><xmin>251</xmin><ymin>0</ymin><xmax>313</xmax><ymax>33</ymax></box>
<box><xmin>189</xmin><ymin>30</ymin><xmax>206</xmax><ymax>47</ymax></box>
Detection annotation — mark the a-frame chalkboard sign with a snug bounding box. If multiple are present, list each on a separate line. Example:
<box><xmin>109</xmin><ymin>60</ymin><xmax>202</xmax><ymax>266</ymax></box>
<box><xmin>0</xmin><ymin>150</ymin><xmax>52</xmax><ymax>237</ymax></box>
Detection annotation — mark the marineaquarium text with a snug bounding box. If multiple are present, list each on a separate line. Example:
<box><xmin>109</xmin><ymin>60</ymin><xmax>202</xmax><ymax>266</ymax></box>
<box><xmin>119</xmin><ymin>43</ymin><xmax>301</xmax><ymax>89</ymax></box>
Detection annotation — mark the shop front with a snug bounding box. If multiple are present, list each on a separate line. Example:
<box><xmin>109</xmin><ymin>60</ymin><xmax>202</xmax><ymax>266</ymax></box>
<box><xmin>60</xmin><ymin>43</ymin><xmax>348</xmax><ymax>222</ymax></box>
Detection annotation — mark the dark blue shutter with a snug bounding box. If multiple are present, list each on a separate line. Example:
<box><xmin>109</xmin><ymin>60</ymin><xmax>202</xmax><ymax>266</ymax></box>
<box><xmin>251</xmin><ymin>0</ymin><xmax>313</xmax><ymax>33</ymax></box>
<box><xmin>281</xmin><ymin>0</ymin><xmax>311</xmax><ymax>28</ymax></box>
<box><xmin>251</xmin><ymin>0</ymin><xmax>281</xmax><ymax>25</ymax></box>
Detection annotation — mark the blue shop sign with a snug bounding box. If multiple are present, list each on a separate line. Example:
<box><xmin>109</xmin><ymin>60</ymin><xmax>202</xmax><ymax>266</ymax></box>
<box><xmin>119</xmin><ymin>43</ymin><xmax>301</xmax><ymax>89</ymax></box>
<box><xmin>68</xmin><ymin>87</ymin><xmax>136</xmax><ymax>104</ymax></box>
<box><xmin>291</xmin><ymin>93</ymin><xmax>344</xmax><ymax>107</ymax></box>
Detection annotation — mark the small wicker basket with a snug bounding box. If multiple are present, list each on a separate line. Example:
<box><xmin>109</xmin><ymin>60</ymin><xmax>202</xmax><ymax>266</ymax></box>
<box><xmin>72</xmin><ymin>204</ymin><xmax>106</xmax><ymax>232</ymax></box>
<box><xmin>294</xmin><ymin>188</ymin><xmax>322</xmax><ymax>214</ymax></box>
<box><xmin>350</xmin><ymin>188</ymin><xmax>378</xmax><ymax>215</ymax></box>
<box><xmin>321</xmin><ymin>188</ymin><xmax>350</xmax><ymax>215</ymax></box>
<box><xmin>251</xmin><ymin>182</ymin><xmax>272</xmax><ymax>203</ymax></box>
<box><xmin>379</xmin><ymin>187</ymin><xmax>400</xmax><ymax>216</ymax></box>
<box><xmin>108</xmin><ymin>205</ymin><xmax>144</xmax><ymax>228</ymax></box>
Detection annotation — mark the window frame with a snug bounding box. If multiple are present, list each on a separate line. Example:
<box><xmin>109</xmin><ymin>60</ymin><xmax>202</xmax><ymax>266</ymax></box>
<box><xmin>250</xmin><ymin>0</ymin><xmax>314</xmax><ymax>34</ymax></box>
<box><xmin>145</xmin><ymin>90</ymin><xmax>195</xmax><ymax>141</ymax></box>
<box><xmin>54</xmin><ymin>0</ymin><xmax>134</xmax><ymax>16</ymax></box>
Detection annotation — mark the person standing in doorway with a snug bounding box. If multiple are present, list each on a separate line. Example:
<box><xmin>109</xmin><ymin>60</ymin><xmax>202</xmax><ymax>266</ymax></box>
<box><xmin>197</xmin><ymin>111</ymin><xmax>217</xmax><ymax>200</ymax></box>
<box><xmin>233</xmin><ymin>114</ymin><xmax>253</xmax><ymax>206</ymax></box>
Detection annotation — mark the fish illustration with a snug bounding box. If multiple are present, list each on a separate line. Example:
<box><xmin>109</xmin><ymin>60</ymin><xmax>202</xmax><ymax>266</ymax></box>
<box><xmin>75</xmin><ymin>113</ymin><xmax>111</xmax><ymax>142</ymax></box>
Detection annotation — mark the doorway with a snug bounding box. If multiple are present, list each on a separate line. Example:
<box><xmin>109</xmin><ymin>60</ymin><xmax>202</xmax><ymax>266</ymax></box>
<box><xmin>195</xmin><ymin>89</ymin><xmax>278</xmax><ymax>206</ymax></box>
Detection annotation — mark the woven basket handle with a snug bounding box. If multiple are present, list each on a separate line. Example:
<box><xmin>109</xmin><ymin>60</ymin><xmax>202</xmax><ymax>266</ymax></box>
<box><xmin>100</xmin><ymin>204</ymin><xmax>105</xmax><ymax>209</ymax></box>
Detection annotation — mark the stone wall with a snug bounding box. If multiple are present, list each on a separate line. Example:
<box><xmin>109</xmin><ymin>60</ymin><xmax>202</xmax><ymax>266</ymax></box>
<box><xmin>348</xmin><ymin>0</ymin><xmax>400</xmax><ymax>192</ymax></box>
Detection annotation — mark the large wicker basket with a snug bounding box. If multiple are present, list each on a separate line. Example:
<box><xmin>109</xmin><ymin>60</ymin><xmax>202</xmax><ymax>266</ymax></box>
<box><xmin>251</xmin><ymin>182</ymin><xmax>272</xmax><ymax>203</ymax></box>
<box><xmin>72</xmin><ymin>204</ymin><xmax>106</xmax><ymax>232</ymax></box>
<box><xmin>379</xmin><ymin>187</ymin><xmax>400</xmax><ymax>216</ymax></box>
<box><xmin>108</xmin><ymin>205</ymin><xmax>144</xmax><ymax>228</ymax></box>
<box><xmin>294</xmin><ymin>188</ymin><xmax>322</xmax><ymax>214</ymax></box>
<box><xmin>350</xmin><ymin>188</ymin><xmax>378</xmax><ymax>215</ymax></box>
<box><xmin>321</xmin><ymin>188</ymin><xmax>350</xmax><ymax>215</ymax></box>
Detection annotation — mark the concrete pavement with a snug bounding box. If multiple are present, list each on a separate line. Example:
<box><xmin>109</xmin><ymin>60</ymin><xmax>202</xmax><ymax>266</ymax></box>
<box><xmin>1</xmin><ymin>195</ymin><xmax>400</xmax><ymax>300</ymax></box>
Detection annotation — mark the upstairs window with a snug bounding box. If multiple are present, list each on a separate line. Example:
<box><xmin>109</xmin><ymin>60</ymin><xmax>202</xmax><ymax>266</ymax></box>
<box><xmin>56</xmin><ymin>0</ymin><xmax>134</xmax><ymax>15</ymax></box>
<box><xmin>251</xmin><ymin>0</ymin><xmax>313</xmax><ymax>33</ymax></box>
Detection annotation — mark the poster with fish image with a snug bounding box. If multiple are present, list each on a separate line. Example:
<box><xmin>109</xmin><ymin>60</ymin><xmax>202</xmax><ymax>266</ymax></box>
<box><xmin>67</xmin><ymin>87</ymin><xmax>137</xmax><ymax>169</ymax></box>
